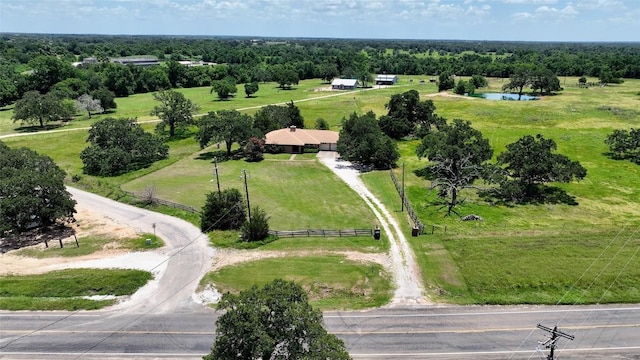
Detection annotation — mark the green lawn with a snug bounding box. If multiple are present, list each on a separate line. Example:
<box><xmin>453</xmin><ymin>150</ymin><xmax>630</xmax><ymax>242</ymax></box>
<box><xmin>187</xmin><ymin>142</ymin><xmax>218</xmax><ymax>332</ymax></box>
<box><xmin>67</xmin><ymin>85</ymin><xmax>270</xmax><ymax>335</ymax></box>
<box><xmin>0</xmin><ymin>269</ymin><xmax>152</xmax><ymax>310</ymax></box>
<box><xmin>3</xmin><ymin>76</ymin><xmax>640</xmax><ymax>306</ymax></box>
<box><xmin>121</xmin><ymin>152</ymin><xmax>377</xmax><ymax>231</ymax></box>
<box><xmin>201</xmin><ymin>255</ymin><xmax>393</xmax><ymax>310</ymax></box>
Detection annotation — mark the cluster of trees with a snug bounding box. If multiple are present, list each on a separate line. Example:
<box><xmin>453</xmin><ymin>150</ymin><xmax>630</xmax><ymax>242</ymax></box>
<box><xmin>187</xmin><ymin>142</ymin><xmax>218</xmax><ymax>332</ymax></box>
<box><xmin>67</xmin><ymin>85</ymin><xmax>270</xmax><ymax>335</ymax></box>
<box><xmin>80</xmin><ymin>118</ymin><xmax>169</xmax><ymax>176</ymax></box>
<box><xmin>605</xmin><ymin>128</ymin><xmax>640</xmax><ymax>164</ymax></box>
<box><xmin>4</xmin><ymin>55</ymin><xmax>118</xmax><ymax>122</ymax></box>
<box><xmin>196</xmin><ymin>100</ymin><xmax>305</xmax><ymax>156</ymax></box>
<box><xmin>205</xmin><ymin>279</ymin><xmax>351</xmax><ymax>360</ymax></box>
<box><xmin>0</xmin><ymin>142</ymin><xmax>76</xmax><ymax>233</ymax></box>
<box><xmin>335</xmin><ymin>90</ymin><xmax>587</xmax><ymax>214</ymax></box>
<box><xmin>337</xmin><ymin>111</ymin><xmax>400</xmax><ymax>170</ymax></box>
<box><xmin>3</xmin><ymin>34</ymin><xmax>638</xmax><ymax>109</ymax></box>
<box><xmin>417</xmin><ymin>123</ymin><xmax>587</xmax><ymax>214</ymax></box>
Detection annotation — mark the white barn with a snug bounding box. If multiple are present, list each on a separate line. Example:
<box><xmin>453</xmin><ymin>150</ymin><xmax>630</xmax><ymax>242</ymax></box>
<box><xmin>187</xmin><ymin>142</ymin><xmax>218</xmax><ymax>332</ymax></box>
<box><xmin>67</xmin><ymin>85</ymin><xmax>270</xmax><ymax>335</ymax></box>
<box><xmin>375</xmin><ymin>74</ymin><xmax>399</xmax><ymax>85</ymax></box>
<box><xmin>331</xmin><ymin>78</ymin><xmax>359</xmax><ymax>90</ymax></box>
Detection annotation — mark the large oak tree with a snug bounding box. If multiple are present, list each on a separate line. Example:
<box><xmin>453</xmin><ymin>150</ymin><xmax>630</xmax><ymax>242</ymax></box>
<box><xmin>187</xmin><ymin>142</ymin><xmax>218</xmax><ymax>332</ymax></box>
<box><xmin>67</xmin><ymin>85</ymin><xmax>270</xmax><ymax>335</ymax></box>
<box><xmin>0</xmin><ymin>142</ymin><xmax>76</xmax><ymax>233</ymax></box>
<box><xmin>496</xmin><ymin>134</ymin><xmax>587</xmax><ymax>202</ymax></box>
<box><xmin>417</xmin><ymin>119</ymin><xmax>493</xmax><ymax>215</ymax></box>
<box><xmin>150</xmin><ymin>89</ymin><xmax>199</xmax><ymax>138</ymax></box>
<box><xmin>80</xmin><ymin>118</ymin><xmax>168</xmax><ymax>176</ymax></box>
<box><xmin>204</xmin><ymin>279</ymin><xmax>351</xmax><ymax>360</ymax></box>
<box><xmin>337</xmin><ymin>111</ymin><xmax>399</xmax><ymax>169</ymax></box>
<box><xmin>12</xmin><ymin>91</ymin><xmax>70</xmax><ymax>128</ymax></box>
<box><xmin>195</xmin><ymin>110</ymin><xmax>254</xmax><ymax>155</ymax></box>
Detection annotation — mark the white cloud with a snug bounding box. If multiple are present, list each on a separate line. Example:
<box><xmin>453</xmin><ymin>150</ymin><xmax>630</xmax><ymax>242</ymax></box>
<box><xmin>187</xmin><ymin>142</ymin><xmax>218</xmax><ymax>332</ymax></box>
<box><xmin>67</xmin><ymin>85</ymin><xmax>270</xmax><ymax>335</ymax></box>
<box><xmin>535</xmin><ymin>4</ymin><xmax>578</xmax><ymax>18</ymax></box>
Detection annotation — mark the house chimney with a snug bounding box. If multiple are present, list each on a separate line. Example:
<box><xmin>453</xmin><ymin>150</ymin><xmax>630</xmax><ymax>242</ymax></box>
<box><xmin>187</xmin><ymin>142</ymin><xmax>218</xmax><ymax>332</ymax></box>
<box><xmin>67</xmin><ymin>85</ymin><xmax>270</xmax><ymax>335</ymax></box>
<box><xmin>289</xmin><ymin>125</ymin><xmax>296</xmax><ymax>132</ymax></box>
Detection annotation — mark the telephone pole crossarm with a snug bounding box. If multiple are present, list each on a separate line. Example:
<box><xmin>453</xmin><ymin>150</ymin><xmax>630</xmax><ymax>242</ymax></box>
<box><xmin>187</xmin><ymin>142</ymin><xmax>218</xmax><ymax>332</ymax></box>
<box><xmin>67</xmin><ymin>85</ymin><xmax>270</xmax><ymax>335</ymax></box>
<box><xmin>536</xmin><ymin>323</ymin><xmax>575</xmax><ymax>360</ymax></box>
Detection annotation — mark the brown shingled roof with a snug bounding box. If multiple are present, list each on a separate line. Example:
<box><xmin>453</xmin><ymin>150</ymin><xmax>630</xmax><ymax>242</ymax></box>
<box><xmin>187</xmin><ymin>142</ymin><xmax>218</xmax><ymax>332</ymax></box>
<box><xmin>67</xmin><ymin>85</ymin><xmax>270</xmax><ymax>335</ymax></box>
<box><xmin>265</xmin><ymin>127</ymin><xmax>339</xmax><ymax>146</ymax></box>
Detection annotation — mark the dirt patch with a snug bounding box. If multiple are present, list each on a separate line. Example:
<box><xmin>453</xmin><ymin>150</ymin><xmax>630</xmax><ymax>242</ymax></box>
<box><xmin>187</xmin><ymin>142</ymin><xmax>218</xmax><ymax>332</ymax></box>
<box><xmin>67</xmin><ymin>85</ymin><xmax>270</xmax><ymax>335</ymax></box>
<box><xmin>0</xmin><ymin>207</ymin><xmax>142</xmax><ymax>276</ymax></box>
<box><xmin>424</xmin><ymin>91</ymin><xmax>474</xmax><ymax>99</ymax></box>
<box><xmin>210</xmin><ymin>249</ymin><xmax>390</xmax><ymax>272</ymax></box>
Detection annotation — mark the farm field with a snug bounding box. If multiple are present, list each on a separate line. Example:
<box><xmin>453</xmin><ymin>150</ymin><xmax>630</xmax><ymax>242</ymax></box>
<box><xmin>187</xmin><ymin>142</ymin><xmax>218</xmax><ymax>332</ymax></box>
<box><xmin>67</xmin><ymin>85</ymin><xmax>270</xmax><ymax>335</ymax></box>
<box><xmin>2</xmin><ymin>77</ymin><xmax>639</xmax><ymax>306</ymax></box>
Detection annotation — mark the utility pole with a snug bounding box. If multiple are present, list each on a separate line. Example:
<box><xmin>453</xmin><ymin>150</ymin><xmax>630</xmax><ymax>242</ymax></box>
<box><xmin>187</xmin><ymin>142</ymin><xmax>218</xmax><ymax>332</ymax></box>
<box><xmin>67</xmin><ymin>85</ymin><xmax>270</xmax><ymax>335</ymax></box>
<box><xmin>537</xmin><ymin>323</ymin><xmax>575</xmax><ymax>360</ymax></box>
<box><xmin>401</xmin><ymin>162</ymin><xmax>405</xmax><ymax>212</ymax></box>
<box><xmin>242</xmin><ymin>169</ymin><xmax>251</xmax><ymax>223</ymax></box>
<box><xmin>213</xmin><ymin>157</ymin><xmax>221</xmax><ymax>200</ymax></box>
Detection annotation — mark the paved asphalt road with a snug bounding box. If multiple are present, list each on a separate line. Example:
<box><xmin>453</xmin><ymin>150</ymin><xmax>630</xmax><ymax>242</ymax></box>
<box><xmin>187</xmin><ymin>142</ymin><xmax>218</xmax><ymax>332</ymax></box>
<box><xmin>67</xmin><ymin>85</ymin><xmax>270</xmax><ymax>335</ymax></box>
<box><xmin>2</xmin><ymin>189</ymin><xmax>640</xmax><ymax>359</ymax></box>
<box><xmin>2</xmin><ymin>305</ymin><xmax>640</xmax><ymax>359</ymax></box>
<box><xmin>66</xmin><ymin>187</ymin><xmax>214</xmax><ymax>314</ymax></box>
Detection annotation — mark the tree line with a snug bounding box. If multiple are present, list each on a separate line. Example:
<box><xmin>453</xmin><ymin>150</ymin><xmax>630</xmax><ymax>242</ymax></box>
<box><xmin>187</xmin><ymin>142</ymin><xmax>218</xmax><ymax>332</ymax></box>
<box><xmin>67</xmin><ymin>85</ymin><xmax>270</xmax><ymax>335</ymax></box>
<box><xmin>2</xmin><ymin>34</ymin><xmax>639</xmax><ymax>108</ymax></box>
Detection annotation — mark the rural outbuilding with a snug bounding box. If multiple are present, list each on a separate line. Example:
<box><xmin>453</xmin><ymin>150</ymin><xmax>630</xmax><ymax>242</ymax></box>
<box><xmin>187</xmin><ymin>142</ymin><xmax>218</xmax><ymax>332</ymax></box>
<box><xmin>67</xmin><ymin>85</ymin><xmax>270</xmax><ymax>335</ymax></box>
<box><xmin>265</xmin><ymin>126</ymin><xmax>339</xmax><ymax>153</ymax></box>
<box><xmin>375</xmin><ymin>74</ymin><xmax>398</xmax><ymax>85</ymax></box>
<box><xmin>331</xmin><ymin>78</ymin><xmax>359</xmax><ymax>90</ymax></box>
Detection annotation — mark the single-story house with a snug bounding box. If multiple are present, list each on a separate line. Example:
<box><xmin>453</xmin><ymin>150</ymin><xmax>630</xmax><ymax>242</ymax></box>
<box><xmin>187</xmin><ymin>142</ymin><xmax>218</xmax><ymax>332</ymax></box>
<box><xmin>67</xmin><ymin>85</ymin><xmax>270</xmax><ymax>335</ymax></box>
<box><xmin>331</xmin><ymin>78</ymin><xmax>359</xmax><ymax>90</ymax></box>
<box><xmin>375</xmin><ymin>74</ymin><xmax>399</xmax><ymax>85</ymax></box>
<box><xmin>265</xmin><ymin>126</ymin><xmax>339</xmax><ymax>153</ymax></box>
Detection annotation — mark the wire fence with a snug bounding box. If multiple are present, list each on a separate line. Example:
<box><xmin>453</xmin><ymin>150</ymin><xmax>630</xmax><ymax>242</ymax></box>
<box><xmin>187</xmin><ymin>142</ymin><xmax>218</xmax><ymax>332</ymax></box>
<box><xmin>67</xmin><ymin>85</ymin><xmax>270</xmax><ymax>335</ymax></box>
<box><xmin>421</xmin><ymin>221</ymin><xmax>640</xmax><ymax>237</ymax></box>
<box><xmin>121</xmin><ymin>190</ymin><xmax>200</xmax><ymax>214</ymax></box>
<box><xmin>268</xmin><ymin>228</ymin><xmax>373</xmax><ymax>238</ymax></box>
<box><xmin>389</xmin><ymin>167</ymin><xmax>425</xmax><ymax>234</ymax></box>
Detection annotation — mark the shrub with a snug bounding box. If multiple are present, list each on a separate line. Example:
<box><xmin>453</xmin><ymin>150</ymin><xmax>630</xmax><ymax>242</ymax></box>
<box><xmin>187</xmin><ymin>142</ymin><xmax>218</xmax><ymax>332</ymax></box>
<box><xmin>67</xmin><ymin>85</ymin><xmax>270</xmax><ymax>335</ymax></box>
<box><xmin>241</xmin><ymin>206</ymin><xmax>270</xmax><ymax>242</ymax></box>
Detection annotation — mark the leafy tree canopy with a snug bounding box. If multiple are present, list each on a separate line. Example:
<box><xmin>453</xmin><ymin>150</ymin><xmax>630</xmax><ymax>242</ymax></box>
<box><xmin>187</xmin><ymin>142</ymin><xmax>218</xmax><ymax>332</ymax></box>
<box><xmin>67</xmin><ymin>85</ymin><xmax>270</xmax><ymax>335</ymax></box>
<box><xmin>605</xmin><ymin>128</ymin><xmax>640</xmax><ymax>164</ymax></box>
<box><xmin>243</xmin><ymin>137</ymin><xmax>265</xmax><ymax>162</ymax></box>
<box><xmin>210</xmin><ymin>79</ymin><xmax>237</xmax><ymax>100</ymax></box>
<box><xmin>200</xmin><ymin>188</ymin><xmax>246</xmax><ymax>232</ymax></box>
<box><xmin>244</xmin><ymin>82</ymin><xmax>259</xmax><ymax>98</ymax></box>
<box><xmin>495</xmin><ymin>134</ymin><xmax>587</xmax><ymax>203</ymax></box>
<box><xmin>438</xmin><ymin>71</ymin><xmax>455</xmax><ymax>92</ymax></box>
<box><xmin>417</xmin><ymin>119</ymin><xmax>493</xmax><ymax>215</ymax></box>
<box><xmin>337</xmin><ymin>111</ymin><xmax>399</xmax><ymax>169</ymax></box>
<box><xmin>381</xmin><ymin>90</ymin><xmax>444</xmax><ymax>139</ymax></box>
<box><xmin>195</xmin><ymin>109</ymin><xmax>254</xmax><ymax>155</ymax></box>
<box><xmin>151</xmin><ymin>89</ymin><xmax>200</xmax><ymax>138</ymax></box>
<box><xmin>80</xmin><ymin>117</ymin><xmax>168</xmax><ymax>176</ymax></box>
<box><xmin>0</xmin><ymin>142</ymin><xmax>76</xmax><ymax>233</ymax></box>
<box><xmin>204</xmin><ymin>279</ymin><xmax>351</xmax><ymax>360</ymax></box>
<box><xmin>12</xmin><ymin>90</ymin><xmax>71</xmax><ymax>128</ymax></box>
<box><xmin>241</xmin><ymin>206</ymin><xmax>270</xmax><ymax>242</ymax></box>
<box><xmin>90</xmin><ymin>87</ymin><xmax>117</xmax><ymax>112</ymax></box>
<box><xmin>252</xmin><ymin>102</ymin><xmax>304</xmax><ymax>136</ymax></box>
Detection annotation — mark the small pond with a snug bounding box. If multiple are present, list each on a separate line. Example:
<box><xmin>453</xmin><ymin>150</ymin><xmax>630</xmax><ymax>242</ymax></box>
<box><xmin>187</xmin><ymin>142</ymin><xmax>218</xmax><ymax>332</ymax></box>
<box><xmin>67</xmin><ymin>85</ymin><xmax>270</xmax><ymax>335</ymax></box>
<box><xmin>475</xmin><ymin>93</ymin><xmax>539</xmax><ymax>101</ymax></box>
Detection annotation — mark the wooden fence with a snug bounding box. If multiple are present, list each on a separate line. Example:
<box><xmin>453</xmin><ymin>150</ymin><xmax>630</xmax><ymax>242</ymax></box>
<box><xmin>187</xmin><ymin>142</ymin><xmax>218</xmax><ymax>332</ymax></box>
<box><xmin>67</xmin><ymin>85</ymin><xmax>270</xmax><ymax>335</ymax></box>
<box><xmin>389</xmin><ymin>167</ymin><xmax>425</xmax><ymax>234</ymax></box>
<box><xmin>122</xmin><ymin>190</ymin><xmax>200</xmax><ymax>214</ymax></box>
<box><xmin>268</xmin><ymin>228</ymin><xmax>373</xmax><ymax>238</ymax></box>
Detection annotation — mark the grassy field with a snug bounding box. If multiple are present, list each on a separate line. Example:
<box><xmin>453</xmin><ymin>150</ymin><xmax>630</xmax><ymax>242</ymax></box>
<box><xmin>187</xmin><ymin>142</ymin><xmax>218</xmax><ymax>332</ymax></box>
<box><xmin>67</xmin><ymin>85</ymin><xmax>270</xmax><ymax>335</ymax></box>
<box><xmin>364</xmin><ymin>77</ymin><xmax>640</xmax><ymax>304</ymax></box>
<box><xmin>200</xmin><ymin>255</ymin><xmax>393</xmax><ymax>310</ymax></box>
<box><xmin>0</xmin><ymin>269</ymin><xmax>152</xmax><ymax>310</ymax></box>
<box><xmin>2</xmin><ymin>76</ymin><xmax>640</xmax><ymax>306</ymax></box>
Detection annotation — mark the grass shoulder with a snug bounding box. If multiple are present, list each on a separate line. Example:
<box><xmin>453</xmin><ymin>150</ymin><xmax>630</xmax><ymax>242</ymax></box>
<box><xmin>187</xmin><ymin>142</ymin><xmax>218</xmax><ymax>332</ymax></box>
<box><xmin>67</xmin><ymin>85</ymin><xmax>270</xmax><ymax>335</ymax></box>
<box><xmin>201</xmin><ymin>255</ymin><xmax>393</xmax><ymax>310</ymax></box>
<box><xmin>0</xmin><ymin>268</ymin><xmax>152</xmax><ymax>310</ymax></box>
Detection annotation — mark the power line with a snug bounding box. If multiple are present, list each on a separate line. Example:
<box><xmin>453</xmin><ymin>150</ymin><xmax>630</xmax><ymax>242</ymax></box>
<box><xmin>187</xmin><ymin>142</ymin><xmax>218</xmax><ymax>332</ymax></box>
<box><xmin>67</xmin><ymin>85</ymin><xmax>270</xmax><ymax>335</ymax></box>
<box><xmin>510</xmin><ymin>222</ymin><xmax>640</xmax><ymax>360</ymax></box>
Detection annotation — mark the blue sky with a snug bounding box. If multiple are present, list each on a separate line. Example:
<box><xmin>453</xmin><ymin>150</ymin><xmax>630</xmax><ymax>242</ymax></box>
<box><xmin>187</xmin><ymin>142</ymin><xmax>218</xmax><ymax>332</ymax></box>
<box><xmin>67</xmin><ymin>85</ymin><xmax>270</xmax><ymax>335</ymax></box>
<box><xmin>1</xmin><ymin>0</ymin><xmax>638</xmax><ymax>42</ymax></box>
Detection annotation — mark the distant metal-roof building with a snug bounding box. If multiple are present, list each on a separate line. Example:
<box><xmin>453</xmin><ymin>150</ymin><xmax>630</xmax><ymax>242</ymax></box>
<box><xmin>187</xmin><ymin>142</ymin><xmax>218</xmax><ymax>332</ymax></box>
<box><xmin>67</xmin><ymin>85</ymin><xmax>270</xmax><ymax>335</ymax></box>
<box><xmin>110</xmin><ymin>56</ymin><xmax>160</xmax><ymax>66</ymax></box>
<box><xmin>375</xmin><ymin>74</ymin><xmax>398</xmax><ymax>85</ymax></box>
<box><xmin>331</xmin><ymin>78</ymin><xmax>359</xmax><ymax>90</ymax></box>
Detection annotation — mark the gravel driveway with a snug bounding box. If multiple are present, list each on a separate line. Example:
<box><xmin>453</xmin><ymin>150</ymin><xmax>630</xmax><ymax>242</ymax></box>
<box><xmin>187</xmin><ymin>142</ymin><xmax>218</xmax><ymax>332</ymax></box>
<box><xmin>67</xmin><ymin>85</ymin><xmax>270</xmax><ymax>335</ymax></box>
<box><xmin>317</xmin><ymin>152</ymin><xmax>428</xmax><ymax>305</ymax></box>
